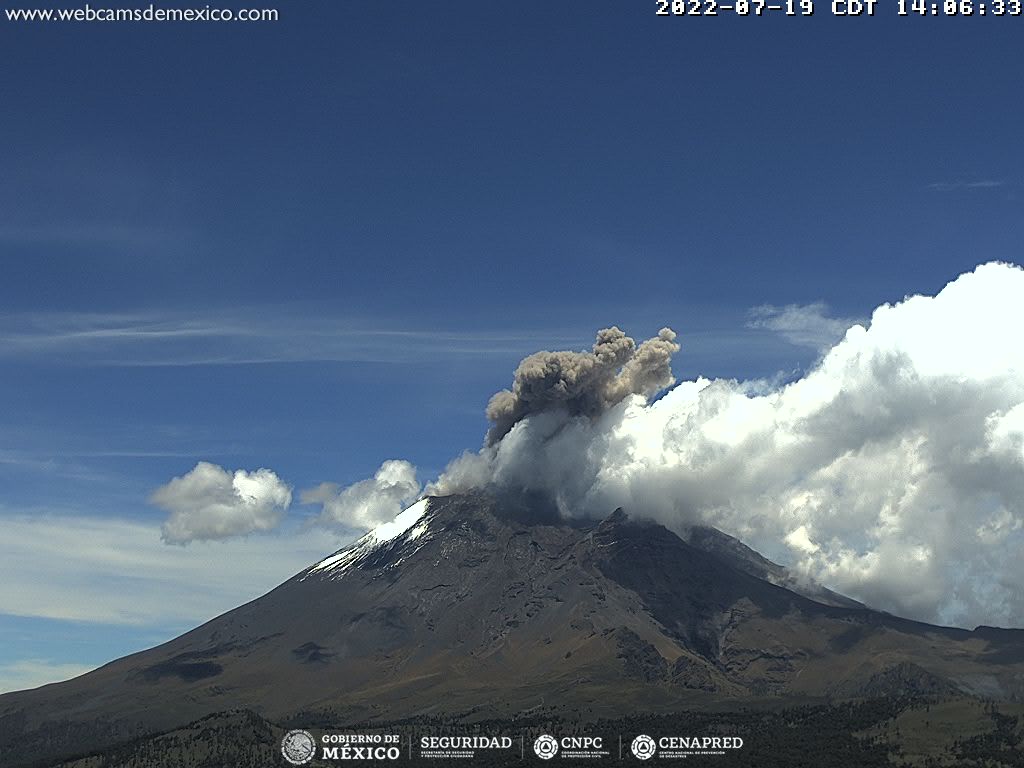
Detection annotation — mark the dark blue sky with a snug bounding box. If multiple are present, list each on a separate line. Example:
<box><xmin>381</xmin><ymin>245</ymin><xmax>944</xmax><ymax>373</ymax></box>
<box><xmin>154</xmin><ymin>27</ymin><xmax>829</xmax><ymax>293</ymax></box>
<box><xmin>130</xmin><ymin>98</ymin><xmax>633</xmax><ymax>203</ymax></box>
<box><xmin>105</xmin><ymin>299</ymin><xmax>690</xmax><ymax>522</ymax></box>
<box><xmin>1</xmin><ymin>1</ymin><xmax>1023</xmax><ymax>687</ymax></box>
<box><xmin>5</xmin><ymin>5</ymin><xmax>1021</xmax><ymax>314</ymax></box>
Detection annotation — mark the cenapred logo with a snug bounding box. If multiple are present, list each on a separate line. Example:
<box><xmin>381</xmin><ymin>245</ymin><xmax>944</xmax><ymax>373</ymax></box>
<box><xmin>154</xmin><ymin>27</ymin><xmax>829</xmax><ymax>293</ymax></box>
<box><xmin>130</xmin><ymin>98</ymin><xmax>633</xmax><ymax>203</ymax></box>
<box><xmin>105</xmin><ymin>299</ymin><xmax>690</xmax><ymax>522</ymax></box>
<box><xmin>533</xmin><ymin>734</ymin><xmax>559</xmax><ymax>760</ymax></box>
<box><xmin>631</xmin><ymin>734</ymin><xmax>657</xmax><ymax>760</ymax></box>
<box><xmin>636</xmin><ymin>734</ymin><xmax>744</xmax><ymax>759</ymax></box>
<box><xmin>281</xmin><ymin>729</ymin><xmax>316</xmax><ymax>765</ymax></box>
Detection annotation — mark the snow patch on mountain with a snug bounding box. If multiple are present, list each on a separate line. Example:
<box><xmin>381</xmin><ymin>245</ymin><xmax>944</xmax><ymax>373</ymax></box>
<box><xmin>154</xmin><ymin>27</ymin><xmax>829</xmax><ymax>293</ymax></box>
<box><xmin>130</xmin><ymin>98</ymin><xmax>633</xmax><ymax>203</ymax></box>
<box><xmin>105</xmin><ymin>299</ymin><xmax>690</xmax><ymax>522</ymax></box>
<box><xmin>303</xmin><ymin>498</ymin><xmax>431</xmax><ymax>580</ymax></box>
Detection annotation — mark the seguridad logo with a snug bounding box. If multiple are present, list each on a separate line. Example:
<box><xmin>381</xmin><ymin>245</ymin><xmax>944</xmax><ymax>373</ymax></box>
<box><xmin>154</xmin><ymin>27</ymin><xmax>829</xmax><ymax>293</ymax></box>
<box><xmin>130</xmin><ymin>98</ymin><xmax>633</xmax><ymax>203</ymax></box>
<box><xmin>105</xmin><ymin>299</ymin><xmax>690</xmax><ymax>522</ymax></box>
<box><xmin>418</xmin><ymin>735</ymin><xmax>515</xmax><ymax>760</ymax></box>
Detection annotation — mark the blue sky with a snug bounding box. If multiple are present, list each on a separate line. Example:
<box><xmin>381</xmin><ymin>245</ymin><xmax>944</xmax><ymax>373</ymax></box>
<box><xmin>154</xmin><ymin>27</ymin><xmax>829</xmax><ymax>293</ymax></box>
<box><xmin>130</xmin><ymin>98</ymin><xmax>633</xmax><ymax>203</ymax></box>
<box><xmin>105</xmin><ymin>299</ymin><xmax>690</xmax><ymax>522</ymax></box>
<box><xmin>2</xmin><ymin>2</ymin><xmax>1023</xmax><ymax>691</ymax></box>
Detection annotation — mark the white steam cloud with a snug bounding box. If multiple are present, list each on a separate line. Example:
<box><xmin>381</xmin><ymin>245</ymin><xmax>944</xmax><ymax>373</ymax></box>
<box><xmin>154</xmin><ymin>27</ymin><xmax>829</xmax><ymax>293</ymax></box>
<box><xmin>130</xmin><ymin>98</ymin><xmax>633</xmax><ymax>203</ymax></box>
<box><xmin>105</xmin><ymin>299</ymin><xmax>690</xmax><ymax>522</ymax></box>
<box><xmin>153</xmin><ymin>462</ymin><xmax>292</xmax><ymax>544</ymax></box>
<box><xmin>302</xmin><ymin>459</ymin><xmax>421</xmax><ymax>531</ymax></box>
<box><xmin>429</xmin><ymin>262</ymin><xmax>1024</xmax><ymax>629</ymax></box>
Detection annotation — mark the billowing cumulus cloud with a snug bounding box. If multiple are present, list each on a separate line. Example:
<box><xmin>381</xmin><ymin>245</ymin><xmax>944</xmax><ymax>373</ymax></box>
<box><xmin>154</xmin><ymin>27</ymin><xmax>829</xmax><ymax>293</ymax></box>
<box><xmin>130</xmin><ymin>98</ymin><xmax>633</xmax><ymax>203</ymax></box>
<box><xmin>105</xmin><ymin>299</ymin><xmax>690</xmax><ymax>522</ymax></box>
<box><xmin>428</xmin><ymin>262</ymin><xmax>1024</xmax><ymax>629</ymax></box>
<box><xmin>302</xmin><ymin>459</ymin><xmax>420</xmax><ymax>531</ymax></box>
<box><xmin>152</xmin><ymin>462</ymin><xmax>292</xmax><ymax>544</ymax></box>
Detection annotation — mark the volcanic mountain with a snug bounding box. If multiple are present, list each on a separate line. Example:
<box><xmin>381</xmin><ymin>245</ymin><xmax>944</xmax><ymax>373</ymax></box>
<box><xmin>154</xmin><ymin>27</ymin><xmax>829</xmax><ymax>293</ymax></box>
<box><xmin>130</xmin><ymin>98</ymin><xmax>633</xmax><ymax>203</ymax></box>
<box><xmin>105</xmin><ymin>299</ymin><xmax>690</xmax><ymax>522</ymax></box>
<box><xmin>3</xmin><ymin>492</ymin><xmax>1024</xmax><ymax>766</ymax></box>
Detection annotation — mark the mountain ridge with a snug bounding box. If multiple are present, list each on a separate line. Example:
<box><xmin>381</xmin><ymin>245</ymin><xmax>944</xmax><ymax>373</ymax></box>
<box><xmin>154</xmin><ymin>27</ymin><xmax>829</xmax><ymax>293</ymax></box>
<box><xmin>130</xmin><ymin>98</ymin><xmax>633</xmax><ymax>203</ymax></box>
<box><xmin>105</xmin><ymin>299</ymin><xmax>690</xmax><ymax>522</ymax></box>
<box><xmin>2</xmin><ymin>492</ymin><xmax>1023</xmax><ymax>767</ymax></box>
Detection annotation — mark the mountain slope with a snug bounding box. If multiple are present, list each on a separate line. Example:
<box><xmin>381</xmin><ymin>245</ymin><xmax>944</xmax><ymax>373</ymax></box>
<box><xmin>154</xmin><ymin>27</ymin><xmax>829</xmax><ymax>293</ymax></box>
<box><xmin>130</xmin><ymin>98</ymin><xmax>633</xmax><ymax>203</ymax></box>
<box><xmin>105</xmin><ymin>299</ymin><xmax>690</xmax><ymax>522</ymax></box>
<box><xmin>2</xmin><ymin>493</ymin><xmax>1023</xmax><ymax>767</ymax></box>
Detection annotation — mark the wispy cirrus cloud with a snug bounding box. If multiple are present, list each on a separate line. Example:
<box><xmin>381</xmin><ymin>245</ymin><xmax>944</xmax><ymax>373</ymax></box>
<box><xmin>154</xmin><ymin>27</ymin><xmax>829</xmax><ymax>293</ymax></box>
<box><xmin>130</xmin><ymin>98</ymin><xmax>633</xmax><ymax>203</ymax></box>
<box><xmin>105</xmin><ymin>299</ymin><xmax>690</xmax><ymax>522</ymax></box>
<box><xmin>747</xmin><ymin>301</ymin><xmax>865</xmax><ymax>351</ymax></box>
<box><xmin>0</xmin><ymin>223</ymin><xmax>187</xmax><ymax>248</ymax></box>
<box><xmin>0</xmin><ymin>310</ymin><xmax>584</xmax><ymax>367</ymax></box>
<box><xmin>0</xmin><ymin>659</ymin><xmax>96</xmax><ymax>695</ymax></box>
<box><xmin>926</xmin><ymin>179</ymin><xmax>1005</xmax><ymax>192</ymax></box>
<box><xmin>0</xmin><ymin>512</ymin><xmax>345</xmax><ymax>626</ymax></box>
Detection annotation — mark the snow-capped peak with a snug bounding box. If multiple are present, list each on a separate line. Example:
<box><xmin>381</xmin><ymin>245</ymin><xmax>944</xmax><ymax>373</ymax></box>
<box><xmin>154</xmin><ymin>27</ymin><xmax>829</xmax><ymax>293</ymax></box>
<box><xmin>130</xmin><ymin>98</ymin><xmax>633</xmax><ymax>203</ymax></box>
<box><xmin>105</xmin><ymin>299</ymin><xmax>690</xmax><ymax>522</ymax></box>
<box><xmin>372</xmin><ymin>498</ymin><xmax>430</xmax><ymax>542</ymax></box>
<box><xmin>304</xmin><ymin>498</ymin><xmax>431</xmax><ymax>579</ymax></box>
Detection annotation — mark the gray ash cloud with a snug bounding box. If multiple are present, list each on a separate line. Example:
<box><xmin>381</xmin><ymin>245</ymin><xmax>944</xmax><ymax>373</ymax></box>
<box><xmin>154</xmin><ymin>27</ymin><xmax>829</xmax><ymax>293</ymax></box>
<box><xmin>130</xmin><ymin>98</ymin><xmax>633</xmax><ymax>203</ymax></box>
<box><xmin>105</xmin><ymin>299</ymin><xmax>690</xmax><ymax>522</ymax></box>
<box><xmin>485</xmin><ymin>327</ymin><xmax>679</xmax><ymax>444</ymax></box>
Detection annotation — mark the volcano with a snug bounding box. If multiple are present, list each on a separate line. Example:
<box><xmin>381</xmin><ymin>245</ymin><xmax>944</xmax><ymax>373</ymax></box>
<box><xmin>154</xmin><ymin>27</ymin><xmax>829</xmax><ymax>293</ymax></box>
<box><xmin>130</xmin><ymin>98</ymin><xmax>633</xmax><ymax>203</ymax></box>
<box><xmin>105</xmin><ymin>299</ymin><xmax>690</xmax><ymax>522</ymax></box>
<box><xmin>3</xmin><ymin>493</ymin><xmax>1024</xmax><ymax>766</ymax></box>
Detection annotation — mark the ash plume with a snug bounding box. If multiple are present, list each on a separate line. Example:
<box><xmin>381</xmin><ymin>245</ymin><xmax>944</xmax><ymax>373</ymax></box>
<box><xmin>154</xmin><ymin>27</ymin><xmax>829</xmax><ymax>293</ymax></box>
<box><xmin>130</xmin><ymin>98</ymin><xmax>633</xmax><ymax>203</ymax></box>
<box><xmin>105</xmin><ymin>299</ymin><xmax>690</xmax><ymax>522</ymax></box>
<box><xmin>485</xmin><ymin>327</ymin><xmax>679</xmax><ymax>444</ymax></box>
<box><xmin>301</xmin><ymin>262</ymin><xmax>1024</xmax><ymax>629</ymax></box>
<box><xmin>422</xmin><ymin>263</ymin><xmax>1024</xmax><ymax>629</ymax></box>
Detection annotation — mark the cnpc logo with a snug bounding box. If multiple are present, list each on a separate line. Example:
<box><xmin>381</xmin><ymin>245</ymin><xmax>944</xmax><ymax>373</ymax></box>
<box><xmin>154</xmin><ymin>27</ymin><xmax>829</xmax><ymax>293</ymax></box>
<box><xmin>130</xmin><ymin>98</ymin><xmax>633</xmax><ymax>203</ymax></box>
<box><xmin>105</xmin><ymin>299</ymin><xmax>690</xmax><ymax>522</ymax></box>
<box><xmin>533</xmin><ymin>734</ymin><xmax>604</xmax><ymax>759</ymax></box>
<box><xmin>533</xmin><ymin>734</ymin><xmax>559</xmax><ymax>760</ymax></box>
